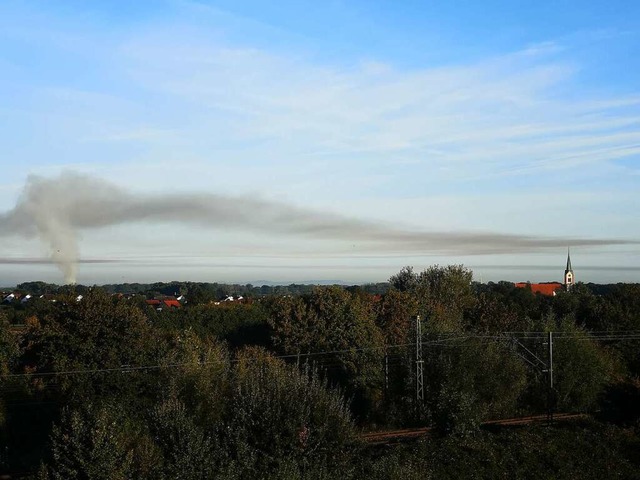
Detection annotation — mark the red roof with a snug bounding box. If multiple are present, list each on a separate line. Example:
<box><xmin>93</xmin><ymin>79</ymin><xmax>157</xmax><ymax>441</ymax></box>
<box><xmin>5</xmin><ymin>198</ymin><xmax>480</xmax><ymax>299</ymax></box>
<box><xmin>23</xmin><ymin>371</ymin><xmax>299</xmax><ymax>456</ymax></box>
<box><xmin>515</xmin><ymin>282</ymin><xmax>563</xmax><ymax>296</ymax></box>
<box><xmin>163</xmin><ymin>300</ymin><xmax>181</xmax><ymax>308</ymax></box>
<box><xmin>146</xmin><ymin>299</ymin><xmax>161</xmax><ymax>305</ymax></box>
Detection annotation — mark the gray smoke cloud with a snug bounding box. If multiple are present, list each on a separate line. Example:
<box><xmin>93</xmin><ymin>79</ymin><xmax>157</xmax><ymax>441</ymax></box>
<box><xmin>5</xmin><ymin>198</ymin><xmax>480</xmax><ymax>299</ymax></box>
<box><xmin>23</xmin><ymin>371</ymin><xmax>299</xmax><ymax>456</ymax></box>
<box><xmin>0</xmin><ymin>172</ymin><xmax>635</xmax><ymax>284</ymax></box>
<box><xmin>0</xmin><ymin>258</ymin><xmax>115</xmax><ymax>265</ymax></box>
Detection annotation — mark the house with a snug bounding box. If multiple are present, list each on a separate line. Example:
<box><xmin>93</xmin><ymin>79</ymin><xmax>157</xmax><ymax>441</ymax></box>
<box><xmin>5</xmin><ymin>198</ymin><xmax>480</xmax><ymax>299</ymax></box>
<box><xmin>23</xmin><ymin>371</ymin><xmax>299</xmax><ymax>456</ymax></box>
<box><xmin>515</xmin><ymin>250</ymin><xmax>575</xmax><ymax>296</ymax></box>
<box><xmin>163</xmin><ymin>299</ymin><xmax>181</xmax><ymax>308</ymax></box>
<box><xmin>2</xmin><ymin>292</ymin><xmax>25</xmax><ymax>303</ymax></box>
<box><xmin>213</xmin><ymin>294</ymin><xmax>246</xmax><ymax>306</ymax></box>
<box><xmin>145</xmin><ymin>296</ymin><xmax>182</xmax><ymax>310</ymax></box>
<box><xmin>2</xmin><ymin>293</ymin><xmax>16</xmax><ymax>303</ymax></box>
<box><xmin>145</xmin><ymin>299</ymin><xmax>162</xmax><ymax>309</ymax></box>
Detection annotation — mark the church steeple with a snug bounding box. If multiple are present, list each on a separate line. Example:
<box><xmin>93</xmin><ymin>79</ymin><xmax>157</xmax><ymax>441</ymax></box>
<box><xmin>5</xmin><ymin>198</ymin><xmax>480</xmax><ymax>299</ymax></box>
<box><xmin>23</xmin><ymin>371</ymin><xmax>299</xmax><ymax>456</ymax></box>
<box><xmin>564</xmin><ymin>248</ymin><xmax>574</xmax><ymax>290</ymax></box>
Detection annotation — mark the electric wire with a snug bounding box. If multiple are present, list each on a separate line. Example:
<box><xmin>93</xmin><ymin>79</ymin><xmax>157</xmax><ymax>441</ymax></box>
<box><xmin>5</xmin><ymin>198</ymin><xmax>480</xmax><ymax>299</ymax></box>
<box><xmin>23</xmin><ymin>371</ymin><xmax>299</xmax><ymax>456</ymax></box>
<box><xmin>1</xmin><ymin>331</ymin><xmax>639</xmax><ymax>380</ymax></box>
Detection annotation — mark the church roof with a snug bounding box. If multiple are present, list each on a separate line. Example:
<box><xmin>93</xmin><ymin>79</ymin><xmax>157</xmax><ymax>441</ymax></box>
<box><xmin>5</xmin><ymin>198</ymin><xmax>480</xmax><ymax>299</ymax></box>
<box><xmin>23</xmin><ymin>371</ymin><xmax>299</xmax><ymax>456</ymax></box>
<box><xmin>515</xmin><ymin>282</ymin><xmax>564</xmax><ymax>296</ymax></box>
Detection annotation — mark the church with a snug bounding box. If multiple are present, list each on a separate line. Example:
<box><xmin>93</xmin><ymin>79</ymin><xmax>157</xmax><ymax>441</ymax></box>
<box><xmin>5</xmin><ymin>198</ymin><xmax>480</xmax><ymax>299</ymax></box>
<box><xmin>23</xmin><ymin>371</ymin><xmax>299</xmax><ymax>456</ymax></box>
<box><xmin>514</xmin><ymin>250</ymin><xmax>575</xmax><ymax>296</ymax></box>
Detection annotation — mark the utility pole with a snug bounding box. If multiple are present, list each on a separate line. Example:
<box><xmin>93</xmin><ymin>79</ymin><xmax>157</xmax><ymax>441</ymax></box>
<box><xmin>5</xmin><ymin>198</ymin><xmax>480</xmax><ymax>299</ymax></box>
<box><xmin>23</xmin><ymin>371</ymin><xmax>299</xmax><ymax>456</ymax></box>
<box><xmin>415</xmin><ymin>315</ymin><xmax>424</xmax><ymax>403</ymax></box>
<box><xmin>384</xmin><ymin>351</ymin><xmax>389</xmax><ymax>394</ymax></box>
<box><xmin>510</xmin><ymin>331</ymin><xmax>556</xmax><ymax>423</ymax></box>
<box><xmin>547</xmin><ymin>331</ymin><xmax>554</xmax><ymax>423</ymax></box>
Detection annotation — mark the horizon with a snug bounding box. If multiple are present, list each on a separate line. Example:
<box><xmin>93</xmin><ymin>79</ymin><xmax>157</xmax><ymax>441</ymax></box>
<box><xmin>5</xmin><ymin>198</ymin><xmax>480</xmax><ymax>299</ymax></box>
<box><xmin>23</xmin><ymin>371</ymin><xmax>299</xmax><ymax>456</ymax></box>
<box><xmin>2</xmin><ymin>260</ymin><xmax>639</xmax><ymax>288</ymax></box>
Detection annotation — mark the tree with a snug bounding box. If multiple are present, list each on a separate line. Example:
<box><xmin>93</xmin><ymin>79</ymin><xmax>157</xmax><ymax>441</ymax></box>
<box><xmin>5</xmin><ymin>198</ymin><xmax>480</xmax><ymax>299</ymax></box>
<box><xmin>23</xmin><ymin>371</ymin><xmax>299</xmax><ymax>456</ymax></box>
<box><xmin>389</xmin><ymin>266</ymin><xmax>417</xmax><ymax>293</ymax></box>
<box><xmin>220</xmin><ymin>348</ymin><xmax>355</xmax><ymax>477</ymax></box>
<box><xmin>417</xmin><ymin>265</ymin><xmax>474</xmax><ymax>331</ymax></box>
<box><xmin>466</xmin><ymin>292</ymin><xmax>525</xmax><ymax>332</ymax></box>
<box><xmin>266</xmin><ymin>287</ymin><xmax>385</xmax><ymax>417</ymax></box>
<box><xmin>376</xmin><ymin>289</ymin><xmax>416</xmax><ymax>346</ymax></box>
<box><xmin>389</xmin><ymin>265</ymin><xmax>475</xmax><ymax>332</ymax></box>
<box><xmin>20</xmin><ymin>290</ymin><xmax>165</xmax><ymax>406</ymax></box>
<box><xmin>40</xmin><ymin>403</ymin><xmax>134</xmax><ymax>480</ymax></box>
<box><xmin>549</xmin><ymin>318</ymin><xmax>613</xmax><ymax>412</ymax></box>
<box><xmin>0</xmin><ymin>313</ymin><xmax>20</xmax><ymax>427</ymax></box>
<box><xmin>386</xmin><ymin>266</ymin><xmax>529</xmax><ymax>433</ymax></box>
<box><xmin>160</xmin><ymin>330</ymin><xmax>231</xmax><ymax>426</ymax></box>
<box><xmin>427</xmin><ymin>339</ymin><xmax>527</xmax><ymax>436</ymax></box>
<box><xmin>149</xmin><ymin>396</ymin><xmax>215</xmax><ymax>480</ymax></box>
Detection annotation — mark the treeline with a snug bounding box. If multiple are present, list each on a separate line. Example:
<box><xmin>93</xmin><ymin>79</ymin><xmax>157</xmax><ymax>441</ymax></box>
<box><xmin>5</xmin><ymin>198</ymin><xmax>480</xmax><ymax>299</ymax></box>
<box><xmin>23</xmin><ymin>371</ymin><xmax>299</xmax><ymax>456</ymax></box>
<box><xmin>12</xmin><ymin>278</ymin><xmax>632</xmax><ymax>303</ymax></box>
<box><xmin>13</xmin><ymin>280</ymin><xmax>391</xmax><ymax>300</ymax></box>
<box><xmin>0</xmin><ymin>266</ymin><xmax>639</xmax><ymax>478</ymax></box>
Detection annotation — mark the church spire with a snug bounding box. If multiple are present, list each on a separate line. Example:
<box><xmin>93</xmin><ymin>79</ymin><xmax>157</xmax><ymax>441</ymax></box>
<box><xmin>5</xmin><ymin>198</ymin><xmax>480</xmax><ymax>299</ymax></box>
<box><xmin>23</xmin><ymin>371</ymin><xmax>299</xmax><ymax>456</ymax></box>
<box><xmin>564</xmin><ymin>248</ymin><xmax>574</xmax><ymax>290</ymax></box>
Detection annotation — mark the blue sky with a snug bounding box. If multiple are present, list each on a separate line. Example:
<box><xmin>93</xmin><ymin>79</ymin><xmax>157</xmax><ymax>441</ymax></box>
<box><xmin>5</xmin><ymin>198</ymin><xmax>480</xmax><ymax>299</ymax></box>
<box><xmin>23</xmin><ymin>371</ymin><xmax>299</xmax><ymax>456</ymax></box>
<box><xmin>0</xmin><ymin>0</ymin><xmax>639</xmax><ymax>285</ymax></box>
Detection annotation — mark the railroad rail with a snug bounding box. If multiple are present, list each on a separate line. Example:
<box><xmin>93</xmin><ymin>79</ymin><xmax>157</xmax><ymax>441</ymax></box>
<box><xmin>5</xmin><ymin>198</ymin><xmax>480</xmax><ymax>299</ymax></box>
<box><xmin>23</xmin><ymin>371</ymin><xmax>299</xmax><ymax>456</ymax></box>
<box><xmin>361</xmin><ymin>413</ymin><xmax>587</xmax><ymax>444</ymax></box>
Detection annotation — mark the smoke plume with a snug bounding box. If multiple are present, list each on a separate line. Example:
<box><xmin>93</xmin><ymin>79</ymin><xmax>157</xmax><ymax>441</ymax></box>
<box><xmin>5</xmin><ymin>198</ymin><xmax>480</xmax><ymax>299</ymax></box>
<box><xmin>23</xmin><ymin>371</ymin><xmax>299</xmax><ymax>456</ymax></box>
<box><xmin>0</xmin><ymin>172</ymin><xmax>635</xmax><ymax>283</ymax></box>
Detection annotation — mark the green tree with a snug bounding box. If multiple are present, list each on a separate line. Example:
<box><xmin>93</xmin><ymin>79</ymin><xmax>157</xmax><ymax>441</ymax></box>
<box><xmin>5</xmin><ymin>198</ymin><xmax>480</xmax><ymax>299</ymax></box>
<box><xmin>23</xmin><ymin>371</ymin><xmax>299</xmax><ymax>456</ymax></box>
<box><xmin>0</xmin><ymin>313</ymin><xmax>20</xmax><ymax>420</ymax></box>
<box><xmin>20</xmin><ymin>290</ymin><xmax>165</xmax><ymax>406</ymax></box>
<box><xmin>376</xmin><ymin>289</ymin><xmax>416</xmax><ymax>346</ymax></box>
<box><xmin>389</xmin><ymin>266</ymin><xmax>418</xmax><ymax>293</ymax></box>
<box><xmin>40</xmin><ymin>404</ymin><xmax>134</xmax><ymax>480</ymax></box>
<box><xmin>389</xmin><ymin>265</ymin><xmax>475</xmax><ymax>332</ymax></box>
<box><xmin>373</xmin><ymin>289</ymin><xmax>417</xmax><ymax>425</ymax></box>
<box><xmin>466</xmin><ymin>291</ymin><xmax>526</xmax><ymax>332</ymax></box>
<box><xmin>160</xmin><ymin>329</ymin><xmax>231</xmax><ymax>426</ymax></box>
<box><xmin>427</xmin><ymin>339</ymin><xmax>527</xmax><ymax>436</ymax></box>
<box><xmin>266</xmin><ymin>287</ymin><xmax>385</xmax><ymax>417</ymax></box>
<box><xmin>549</xmin><ymin>318</ymin><xmax>613</xmax><ymax>412</ymax></box>
<box><xmin>220</xmin><ymin>348</ymin><xmax>355</xmax><ymax>477</ymax></box>
<box><xmin>417</xmin><ymin>265</ymin><xmax>474</xmax><ymax>331</ymax></box>
<box><xmin>149</xmin><ymin>396</ymin><xmax>215</xmax><ymax>480</ymax></box>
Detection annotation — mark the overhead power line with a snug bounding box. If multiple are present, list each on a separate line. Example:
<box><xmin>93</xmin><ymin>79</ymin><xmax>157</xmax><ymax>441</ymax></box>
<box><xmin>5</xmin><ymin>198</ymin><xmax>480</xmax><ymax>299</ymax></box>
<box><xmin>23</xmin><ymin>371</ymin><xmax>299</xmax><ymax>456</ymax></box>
<box><xmin>1</xmin><ymin>331</ymin><xmax>639</xmax><ymax>380</ymax></box>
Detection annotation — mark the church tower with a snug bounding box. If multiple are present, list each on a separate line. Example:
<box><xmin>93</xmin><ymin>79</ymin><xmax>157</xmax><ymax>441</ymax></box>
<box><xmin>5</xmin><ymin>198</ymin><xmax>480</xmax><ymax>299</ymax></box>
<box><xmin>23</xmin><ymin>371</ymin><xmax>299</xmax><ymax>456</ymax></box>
<box><xmin>564</xmin><ymin>248</ymin><xmax>574</xmax><ymax>290</ymax></box>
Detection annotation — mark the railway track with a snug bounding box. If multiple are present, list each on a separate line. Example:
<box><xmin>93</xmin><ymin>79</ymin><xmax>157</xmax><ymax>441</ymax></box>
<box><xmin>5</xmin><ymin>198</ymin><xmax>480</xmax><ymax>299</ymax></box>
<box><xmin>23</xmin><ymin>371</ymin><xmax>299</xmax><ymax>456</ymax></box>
<box><xmin>361</xmin><ymin>413</ymin><xmax>587</xmax><ymax>444</ymax></box>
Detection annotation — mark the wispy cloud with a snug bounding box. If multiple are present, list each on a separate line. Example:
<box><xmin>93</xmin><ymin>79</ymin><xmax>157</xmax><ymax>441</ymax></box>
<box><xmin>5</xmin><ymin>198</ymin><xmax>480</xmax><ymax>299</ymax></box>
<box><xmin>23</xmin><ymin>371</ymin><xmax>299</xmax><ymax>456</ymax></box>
<box><xmin>114</xmin><ymin>28</ymin><xmax>639</xmax><ymax>187</ymax></box>
<box><xmin>6</xmin><ymin>9</ymin><xmax>637</xmax><ymax>193</ymax></box>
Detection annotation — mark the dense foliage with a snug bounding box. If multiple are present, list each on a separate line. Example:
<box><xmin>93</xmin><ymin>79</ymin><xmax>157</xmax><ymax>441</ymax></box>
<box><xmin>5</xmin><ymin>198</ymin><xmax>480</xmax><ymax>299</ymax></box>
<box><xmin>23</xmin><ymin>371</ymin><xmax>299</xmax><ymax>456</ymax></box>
<box><xmin>0</xmin><ymin>266</ymin><xmax>639</xmax><ymax>477</ymax></box>
<box><xmin>358</xmin><ymin>419</ymin><xmax>640</xmax><ymax>480</ymax></box>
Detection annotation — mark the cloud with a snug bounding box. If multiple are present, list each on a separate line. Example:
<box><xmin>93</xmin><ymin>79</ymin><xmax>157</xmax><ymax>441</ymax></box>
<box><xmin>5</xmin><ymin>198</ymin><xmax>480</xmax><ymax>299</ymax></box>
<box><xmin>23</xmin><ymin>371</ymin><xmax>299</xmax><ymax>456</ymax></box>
<box><xmin>6</xmin><ymin>9</ymin><xmax>638</xmax><ymax>198</ymax></box>
<box><xmin>117</xmin><ymin>31</ymin><xmax>639</xmax><ymax>185</ymax></box>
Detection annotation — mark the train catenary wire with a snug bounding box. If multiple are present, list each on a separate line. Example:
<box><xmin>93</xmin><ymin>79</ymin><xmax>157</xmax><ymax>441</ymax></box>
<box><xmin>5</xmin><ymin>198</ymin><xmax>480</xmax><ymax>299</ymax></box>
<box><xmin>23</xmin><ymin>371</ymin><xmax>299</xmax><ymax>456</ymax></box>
<box><xmin>0</xmin><ymin>331</ymin><xmax>638</xmax><ymax>381</ymax></box>
<box><xmin>1</xmin><ymin>333</ymin><xmax>638</xmax><ymax>409</ymax></box>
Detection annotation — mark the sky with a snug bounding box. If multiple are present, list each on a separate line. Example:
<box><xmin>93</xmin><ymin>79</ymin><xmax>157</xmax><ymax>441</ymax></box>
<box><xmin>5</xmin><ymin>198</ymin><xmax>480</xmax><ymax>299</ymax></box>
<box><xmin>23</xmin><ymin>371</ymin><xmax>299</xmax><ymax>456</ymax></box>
<box><xmin>0</xmin><ymin>0</ymin><xmax>639</xmax><ymax>286</ymax></box>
